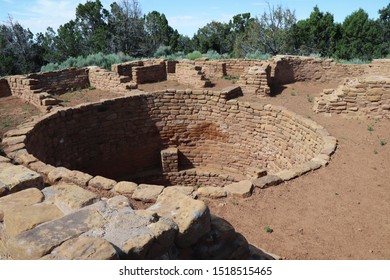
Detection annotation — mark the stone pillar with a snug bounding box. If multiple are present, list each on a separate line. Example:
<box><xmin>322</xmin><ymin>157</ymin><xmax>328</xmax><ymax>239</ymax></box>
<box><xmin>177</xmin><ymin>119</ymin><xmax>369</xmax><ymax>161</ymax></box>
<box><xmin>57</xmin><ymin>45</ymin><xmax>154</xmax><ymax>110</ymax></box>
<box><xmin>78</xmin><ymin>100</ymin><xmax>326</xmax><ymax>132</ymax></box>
<box><xmin>161</xmin><ymin>148</ymin><xmax>179</xmax><ymax>173</ymax></box>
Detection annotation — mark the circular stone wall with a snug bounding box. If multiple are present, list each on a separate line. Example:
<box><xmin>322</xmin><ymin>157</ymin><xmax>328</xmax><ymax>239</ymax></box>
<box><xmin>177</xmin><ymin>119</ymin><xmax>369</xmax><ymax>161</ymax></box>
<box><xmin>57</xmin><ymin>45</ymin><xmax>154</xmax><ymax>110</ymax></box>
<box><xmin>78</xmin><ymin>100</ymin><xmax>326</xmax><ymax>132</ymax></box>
<box><xmin>22</xmin><ymin>88</ymin><xmax>335</xmax><ymax>186</ymax></box>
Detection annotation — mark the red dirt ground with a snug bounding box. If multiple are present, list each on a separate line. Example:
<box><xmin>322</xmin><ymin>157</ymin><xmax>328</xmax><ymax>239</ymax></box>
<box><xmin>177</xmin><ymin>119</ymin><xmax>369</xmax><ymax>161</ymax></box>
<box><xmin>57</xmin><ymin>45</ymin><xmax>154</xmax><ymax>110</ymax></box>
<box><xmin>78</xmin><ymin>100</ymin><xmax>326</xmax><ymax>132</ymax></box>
<box><xmin>1</xmin><ymin>79</ymin><xmax>389</xmax><ymax>260</ymax></box>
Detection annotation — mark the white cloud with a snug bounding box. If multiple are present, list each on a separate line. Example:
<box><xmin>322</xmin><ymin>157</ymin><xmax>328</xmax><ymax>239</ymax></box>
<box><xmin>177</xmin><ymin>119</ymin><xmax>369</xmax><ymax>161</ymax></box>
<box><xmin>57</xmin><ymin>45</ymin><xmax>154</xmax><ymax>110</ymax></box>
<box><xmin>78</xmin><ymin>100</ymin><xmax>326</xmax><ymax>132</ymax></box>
<box><xmin>10</xmin><ymin>0</ymin><xmax>83</xmax><ymax>33</ymax></box>
<box><xmin>2</xmin><ymin>0</ymin><xmax>14</xmax><ymax>4</ymax></box>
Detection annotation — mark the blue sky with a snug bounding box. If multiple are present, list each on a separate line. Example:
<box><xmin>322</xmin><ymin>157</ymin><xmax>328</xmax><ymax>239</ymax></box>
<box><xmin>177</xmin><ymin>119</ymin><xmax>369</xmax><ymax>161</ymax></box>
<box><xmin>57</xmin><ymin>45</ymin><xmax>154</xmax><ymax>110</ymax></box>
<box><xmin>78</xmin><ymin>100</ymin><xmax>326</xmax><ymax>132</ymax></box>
<box><xmin>0</xmin><ymin>0</ymin><xmax>388</xmax><ymax>37</ymax></box>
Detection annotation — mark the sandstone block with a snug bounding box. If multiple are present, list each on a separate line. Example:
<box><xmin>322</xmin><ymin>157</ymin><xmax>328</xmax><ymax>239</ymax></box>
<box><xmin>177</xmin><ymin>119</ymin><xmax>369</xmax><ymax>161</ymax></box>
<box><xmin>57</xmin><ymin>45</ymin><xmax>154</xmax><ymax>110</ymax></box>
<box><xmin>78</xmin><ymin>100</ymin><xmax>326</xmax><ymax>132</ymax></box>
<box><xmin>89</xmin><ymin>176</ymin><xmax>117</xmax><ymax>190</ymax></box>
<box><xmin>47</xmin><ymin>167</ymin><xmax>73</xmax><ymax>184</ymax></box>
<box><xmin>0</xmin><ymin>188</ymin><xmax>44</xmax><ymax>212</ymax></box>
<box><xmin>275</xmin><ymin>169</ymin><xmax>298</xmax><ymax>181</ymax></box>
<box><xmin>107</xmin><ymin>195</ymin><xmax>131</xmax><ymax>210</ymax></box>
<box><xmin>198</xmin><ymin>186</ymin><xmax>227</xmax><ymax>199</ymax></box>
<box><xmin>0</xmin><ymin>165</ymin><xmax>43</xmax><ymax>193</ymax></box>
<box><xmin>45</xmin><ymin>237</ymin><xmax>118</xmax><ymax>260</ymax></box>
<box><xmin>4</xmin><ymin>204</ymin><xmax>63</xmax><ymax>237</ymax></box>
<box><xmin>46</xmin><ymin>184</ymin><xmax>99</xmax><ymax>213</ymax></box>
<box><xmin>132</xmin><ymin>184</ymin><xmax>164</xmax><ymax>203</ymax></box>
<box><xmin>148</xmin><ymin>189</ymin><xmax>211</xmax><ymax>248</ymax></box>
<box><xmin>253</xmin><ymin>175</ymin><xmax>282</xmax><ymax>189</ymax></box>
<box><xmin>62</xmin><ymin>170</ymin><xmax>93</xmax><ymax>186</ymax></box>
<box><xmin>224</xmin><ymin>180</ymin><xmax>254</xmax><ymax>198</ymax></box>
<box><xmin>7</xmin><ymin>207</ymin><xmax>105</xmax><ymax>259</ymax></box>
<box><xmin>163</xmin><ymin>186</ymin><xmax>195</xmax><ymax>197</ymax></box>
<box><xmin>113</xmin><ymin>181</ymin><xmax>138</xmax><ymax>195</ymax></box>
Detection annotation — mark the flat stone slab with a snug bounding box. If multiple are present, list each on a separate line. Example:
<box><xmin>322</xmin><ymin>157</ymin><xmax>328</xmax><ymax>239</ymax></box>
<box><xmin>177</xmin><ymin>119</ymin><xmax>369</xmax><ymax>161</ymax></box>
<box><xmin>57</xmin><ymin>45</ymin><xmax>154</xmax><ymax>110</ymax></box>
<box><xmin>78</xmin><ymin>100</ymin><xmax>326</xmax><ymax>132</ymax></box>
<box><xmin>89</xmin><ymin>176</ymin><xmax>117</xmax><ymax>190</ymax></box>
<box><xmin>43</xmin><ymin>237</ymin><xmax>118</xmax><ymax>260</ymax></box>
<box><xmin>0</xmin><ymin>156</ymin><xmax>10</xmax><ymax>163</ymax></box>
<box><xmin>44</xmin><ymin>184</ymin><xmax>99</xmax><ymax>213</ymax></box>
<box><xmin>275</xmin><ymin>169</ymin><xmax>298</xmax><ymax>181</ymax></box>
<box><xmin>198</xmin><ymin>186</ymin><xmax>227</xmax><ymax>199</ymax></box>
<box><xmin>224</xmin><ymin>180</ymin><xmax>254</xmax><ymax>198</ymax></box>
<box><xmin>163</xmin><ymin>186</ymin><xmax>195</xmax><ymax>197</ymax></box>
<box><xmin>132</xmin><ymin>184</ymin><xmax>164</xmax><ymax>203</ymax></box>
<box><xmin>7</xmin><ymin>207</ymin><xmax>105</xmax><ymax>260</ymax></box>
<box><xmin>0</xmin><ymin>188</ymin><xmax>44</xmax><ymax>212</ymax></box>
<box><xmin>149</xmin><ymin>189</ymin><xmax>211</xmax><ymax>248</ymax></box>
<box><xmin>0</xmin><ymin>165</ymin><xmax>43</xmax><ymax>193</ymax></box>
<box><xmin>4</xmin><ymin>203</ymin><xmax>63</xmax><ymax>237</ymax></box>
<box><xmin>113</xmin><ymin>181</ymin><xmax>138</xmax><ymax>195</ymax></box>
<box><xmin>47</xmin><ymin>167</ymin><xmax>72</xmax><ymax>183</ymax></box>
<box><xmin>253</xmin><ymin>175</ymin><xmax>282</xmax><ymax>189</ymax></box>
<box><xmin>62</xmin><ymin>170</ymin><xmax>93</xmax><ymax>186</ymax></box>
<box><xmin>87</xmin><ymin>204</ymin><xmax>177</xmax><ymax>259</ymax></box>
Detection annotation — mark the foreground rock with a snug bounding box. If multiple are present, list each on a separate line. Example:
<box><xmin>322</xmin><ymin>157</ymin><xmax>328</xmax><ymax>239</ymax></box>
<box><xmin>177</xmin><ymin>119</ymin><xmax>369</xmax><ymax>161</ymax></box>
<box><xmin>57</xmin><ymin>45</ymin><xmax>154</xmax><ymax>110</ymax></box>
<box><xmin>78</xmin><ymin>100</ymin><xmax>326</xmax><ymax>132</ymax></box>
<box><xmin>0</xmin><ymin>165</ymin><xmax>43</xmax><ymax>193</ymax></box>
<box><xmin>149</xmin><ymin>189</ymin><xmax>211</xmax><ymax>248</ymax></box>
<box><xmin>6</xmin><ymin>208</ymin><xmax>105</xmax><ymax>259</ymax></box>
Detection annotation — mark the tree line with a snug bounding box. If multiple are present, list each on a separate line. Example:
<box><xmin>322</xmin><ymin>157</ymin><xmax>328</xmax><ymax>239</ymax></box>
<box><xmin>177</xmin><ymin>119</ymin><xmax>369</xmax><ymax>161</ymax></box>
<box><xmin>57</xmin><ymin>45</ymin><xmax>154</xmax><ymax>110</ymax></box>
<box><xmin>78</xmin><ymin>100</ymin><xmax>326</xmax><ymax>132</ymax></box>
<box><xmin>0</xmin><ymin>0</ymin><xmax>389</xmax><ymax>76</ymax></box>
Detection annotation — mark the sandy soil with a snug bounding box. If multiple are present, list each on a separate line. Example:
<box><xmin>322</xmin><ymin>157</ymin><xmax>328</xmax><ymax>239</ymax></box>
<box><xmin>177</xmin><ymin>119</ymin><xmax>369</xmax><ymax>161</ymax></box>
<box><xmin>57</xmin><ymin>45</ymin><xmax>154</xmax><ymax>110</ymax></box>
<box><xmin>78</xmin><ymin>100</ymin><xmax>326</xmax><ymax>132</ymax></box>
<box><xmin>1</xmin><ymin>79</ymin><xmax>389</xmax><ymax>260</ymax></box>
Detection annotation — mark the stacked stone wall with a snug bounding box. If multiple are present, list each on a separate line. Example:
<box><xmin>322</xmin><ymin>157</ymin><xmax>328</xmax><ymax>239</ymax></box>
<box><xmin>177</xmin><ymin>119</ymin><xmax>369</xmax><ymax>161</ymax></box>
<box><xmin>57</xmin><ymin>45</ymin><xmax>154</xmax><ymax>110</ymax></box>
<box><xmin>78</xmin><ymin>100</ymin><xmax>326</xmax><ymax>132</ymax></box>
<box><xmin>132</xmin><ymin>63</ymin><xmax>167</xmax><ymax>84</ymax></box>
<box><xmin>175</xmin><ymin>63</ymin><xmax>211</xmax><ymax>88</ymax></box>
<box><xmin>314</xmin><ymin>76</ymin><xmax>390</xmax><ymax>118</ymax></box>
<box><xmin>21</xmin><ymin>88</ymin><xmax>328</xmax><ymax>181</ymax></box>
<box><xmin>26</xmin><ymin>68</ymin><xmax>89</xmax><ymax>95</ymax></box>
<box><xmin>88</xmin><ymin>66</ymin><xmax>136</xmax><ymax>92</ymax></box>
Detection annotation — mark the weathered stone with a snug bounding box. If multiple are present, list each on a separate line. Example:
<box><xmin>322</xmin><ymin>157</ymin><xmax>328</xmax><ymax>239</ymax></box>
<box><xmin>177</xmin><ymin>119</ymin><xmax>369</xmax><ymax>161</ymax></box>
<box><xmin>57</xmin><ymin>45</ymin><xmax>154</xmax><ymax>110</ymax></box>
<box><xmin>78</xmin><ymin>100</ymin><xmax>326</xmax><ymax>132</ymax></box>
<box><xmin>0</xmin><ymin>181</ymin><xmax>7</xmax><ymax>197</ymax></box>
<box><xmin>163</xmin><ymin>186</ymin><xmax>195</xmax><ymax>197</ymax></box>
<box><xmin>253</xmin><ymin>175</ymin><xmax>282</xmax><ymax>189</ymax></box>
<box><xmin>123</xmin><ymin>233</ymin><xmax>155</xmax><ymax>259</ymax></box>
<box><xmin>148</xmin><ymin>189</ymin><xmax>211</xmax><ymax>248</ymax></box>
<box><xmin>0</xmin><ymin>188</ymin><xmax>44</xmax><ymax>212</ymax></box>
<box><xmin>28</xmin><ymin>161</ymin><xmax>55</xmax><ymax>175</ymax></box>
<box><xmin>224</xmin><ymin>180</ymin><xmax>254</xmax><ymax>198</ymax></box>
<box><xmin>47</xmin><ymin>167</ymin><xmax>73</xmax><ymax>184</ymax></box>
<box><xmin>276</xmin><ymin>169</ymin><xmax>298</xmax><ymax>181</ymax></box>
<box><xmin>0</xmin><ymin>165</ymin><xmax>43</xmax><ymax>193</ymax></box>
<box><xmin>197</xmin><ymin>186</ymin><xmax>227</xmax><ymax>199</ymax></box>
<box><xmin>0</xmin><ymin>155</ymin><xmax>10</xmax><ymax>163</ymax></box>
<box><xmin>62</xmin><ymin>170</ymin><xmax>93</xmax><ymax>186</ymax></box>
<box><xmin>89</xmin><ymin>176</ymin><xmax>117</xmax><ymax>190</ymax></box>
<box><xmin>113</xmin><ymin>181</ymin><xmax>138</xmax><ymax>195</ymax></box>
<box><xmin>132</xmin><ymin>184</ymin><xmax>164</xmax><ymax>203</ymax></box>
<box><xmin>47</xmin><ymin>184</ymin><xmax>99</xmax><ymax>213</ymax></box>
<box><xmin>107</xmin><ymin>195</ymin><xmax>131</xmax><ymax>209</ymax></box>
<box><xmin>46</xmin><ymin>237</ymin><xmax>118</xmax><ymax>260</ymax></box>
<box><xmin>7</xmin><ymin>207</ymin><xmax>105</xmax><ymax>260</ymax></box>
<box><xmin>0</xmin><ymin>210</ymin><xmax>4</xmax><ymax>222</ymax></box>
<box><xmin>4</xmin><ymin>204</ymin><xmax>63</xmax><ymax>236</ymax></box>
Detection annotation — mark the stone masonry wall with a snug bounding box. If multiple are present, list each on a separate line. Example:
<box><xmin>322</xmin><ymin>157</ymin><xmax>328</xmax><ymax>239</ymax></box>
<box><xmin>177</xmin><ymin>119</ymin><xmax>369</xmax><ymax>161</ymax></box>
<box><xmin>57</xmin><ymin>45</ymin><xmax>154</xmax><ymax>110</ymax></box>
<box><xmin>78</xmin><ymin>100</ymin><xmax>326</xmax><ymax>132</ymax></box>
<box><xmin>88</xmin><ymin>66</ymin><xmax>137</xmax><ymax>93</ymax></box>
<box><xmin>175</xmin><ymin>63</ymin><xmax>211</xmax><ymax>88</ymax></box>
<box><xmin>21</xmin><ymin>87</ymin><xmax>330</xmax><ymax>182</ymax></box>
<box><xmin>132</xmin><ymin>63</ymin><xmax>167</xmax><ymax>84</ymax></box>
<box><xmin>314</xmin><ymin>76</ymin><xmax>390</xmax><ymax>118</ymax></box>
<box><xmin>26</xmin><ymin>68</ymin><xmax>89</xmax><ymax>95</ymax></box>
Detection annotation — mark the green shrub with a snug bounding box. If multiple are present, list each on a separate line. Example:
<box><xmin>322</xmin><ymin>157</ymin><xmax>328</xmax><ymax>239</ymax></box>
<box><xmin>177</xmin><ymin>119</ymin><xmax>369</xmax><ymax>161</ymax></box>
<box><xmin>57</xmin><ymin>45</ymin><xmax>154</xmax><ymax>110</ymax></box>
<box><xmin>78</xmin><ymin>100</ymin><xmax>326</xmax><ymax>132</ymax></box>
<box><xmin>40</xmin><ymin>52</ymin><xmax>136</xmax><ymax>72</ymax></box>
<box><xmin>154</xmin><ymin>45</ymin><xmax>173</xmax><ymax>58</ymax></box>
<box><xmin>187</xmin><ymin>51</ymin><xmax>202</xmax><ymax>60</ymax></box>
<box><xmin>245</xmin><ymin>51</ymin><xmax>272</xmax><ymax>60</ymax></box>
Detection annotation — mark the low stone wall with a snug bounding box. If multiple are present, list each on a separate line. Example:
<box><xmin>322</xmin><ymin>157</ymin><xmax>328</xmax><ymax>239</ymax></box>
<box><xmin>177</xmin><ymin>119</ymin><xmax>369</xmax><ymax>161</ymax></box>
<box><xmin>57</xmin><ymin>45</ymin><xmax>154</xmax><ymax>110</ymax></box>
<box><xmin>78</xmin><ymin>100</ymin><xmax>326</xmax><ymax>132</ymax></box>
<box><xmin>237</xmin><ymin>66</ymin><xmax>271</xmax><ymax>96</ymax></box>
<box><xmin>88</xmin><ymin>66</ymin><xmax>137</xmax><ymax>93</ymax></box>
<box><xmin>2</xmin><ymin>87</ymin><xmax>335</xmax><ymax>186</ymax></box>
<box><xmin>132</xmin><ymin>63</ymin><xmax>167</xmax><ymax>84</ymax></box>
<box><xmin>26</xmin><ymin>68</ymin><xmax>89</xmax><ymax>95</ymax></box>
<box><xmin>314</xmin><ymin>76</ymin><xmax>390</xmax><ymax>118</ymax></box>
<box><xmin>175</xmin><ymin>63</ymin><xmax>211</xmax><ymax>88</ymax></box>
